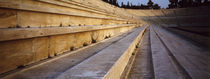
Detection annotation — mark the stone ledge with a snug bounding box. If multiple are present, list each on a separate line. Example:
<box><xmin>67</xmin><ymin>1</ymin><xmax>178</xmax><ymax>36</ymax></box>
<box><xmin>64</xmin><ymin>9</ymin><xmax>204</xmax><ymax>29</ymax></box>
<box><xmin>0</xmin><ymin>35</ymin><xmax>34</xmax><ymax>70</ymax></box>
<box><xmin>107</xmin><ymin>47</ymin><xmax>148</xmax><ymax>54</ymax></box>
<box><xmin>0</xmin><ymin>24</ymin><xmax>136</xmax><ymax>42</ymax></box>
<box><xmin>0</xmin><ymin>27</ymin><xmax>135</xmax><ymax>79</ymax></box>
<box><xmin>0</xmin><ymin>0</ymin><xmax>124</xmax><ymax>20</ymax></box>
<box><xmin>0</xmin><ymin>26</ymin><xmax>136</xmax><ymax>74</ymax></box>
<box><xmin>38</xmin><ymin>0</ymin><xmax>115</xmax><ymax>17</ymax></box>
<box><xmin>54</xmin><ymin>26</ymin><xmax>147</xmax><ymax>79</ymax></box>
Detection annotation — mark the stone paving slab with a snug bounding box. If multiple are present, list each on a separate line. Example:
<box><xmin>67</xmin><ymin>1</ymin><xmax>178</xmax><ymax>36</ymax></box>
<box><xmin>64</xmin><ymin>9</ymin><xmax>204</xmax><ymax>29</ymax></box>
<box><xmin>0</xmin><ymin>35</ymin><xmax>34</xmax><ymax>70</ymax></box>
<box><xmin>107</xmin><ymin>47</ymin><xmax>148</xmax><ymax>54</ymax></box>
<box><xmin>55</xmin><ymin>26</ymin><xmax>146</xmax><ymax>79</ymax></box>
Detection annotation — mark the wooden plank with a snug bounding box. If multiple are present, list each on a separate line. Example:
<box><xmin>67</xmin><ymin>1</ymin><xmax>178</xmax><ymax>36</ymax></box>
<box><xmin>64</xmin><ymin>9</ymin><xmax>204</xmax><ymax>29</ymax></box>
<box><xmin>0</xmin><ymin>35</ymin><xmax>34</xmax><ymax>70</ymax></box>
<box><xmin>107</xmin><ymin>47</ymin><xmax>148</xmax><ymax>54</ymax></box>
<box><xmin>0</xmin><ymin>9</ymin><xmax>17</xmax><ymax>28</ymax></box>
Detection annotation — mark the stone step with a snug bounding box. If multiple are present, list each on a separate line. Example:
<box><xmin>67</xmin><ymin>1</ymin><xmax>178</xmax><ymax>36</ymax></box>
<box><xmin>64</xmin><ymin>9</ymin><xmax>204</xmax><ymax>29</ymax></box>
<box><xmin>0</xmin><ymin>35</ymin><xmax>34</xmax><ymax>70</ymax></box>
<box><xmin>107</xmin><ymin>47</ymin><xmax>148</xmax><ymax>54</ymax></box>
<box><xmin>0</xmin><ymin>24</ymin><xmax>136</xmax><ymax>42</ymax></box>
<box><xmin>127</xmin><ymin>29</ymin><xmax>154</xmax><ymax>79</ymax></box>
<box><xmin>123</xmin><ymin>26</ymin><xmax>210</xmax><ymax>79</ymax></box>
<box><xmin>150</xmin><ymin>26</ymin><xmax>184</xmax><ymax>79</ymax></box>
<box><xmin>152</xmin><ymin>26</ymin><xmax>210</xmax><ymax>79</ymax></box>
<box><xmin>166</xmin><ymin>27</ymin><xmax>210</xmax><ymax>49</ymax></box>
<box><xmin>1</xmin><ymin>26</ymin><xmax>147</xmax><ymax>79</ymax></box>
<box><xmin>0</xmin><ymin>0</ymin><xmax>135</xmax><ymax>29</ymax></box>
<box><xmin>0</xmin><ymin>28</ymin><xmax>135</xmax><ymax>79</ymax></box>
<box><xmin>54</xmin><ymin>26</ymin><xmax>146</xmax><ymax>79</ymax></box>
<box><xmin>0</xmin><ymin>25</ymin><xmax>136</xmax><ymax>74</ymax></box>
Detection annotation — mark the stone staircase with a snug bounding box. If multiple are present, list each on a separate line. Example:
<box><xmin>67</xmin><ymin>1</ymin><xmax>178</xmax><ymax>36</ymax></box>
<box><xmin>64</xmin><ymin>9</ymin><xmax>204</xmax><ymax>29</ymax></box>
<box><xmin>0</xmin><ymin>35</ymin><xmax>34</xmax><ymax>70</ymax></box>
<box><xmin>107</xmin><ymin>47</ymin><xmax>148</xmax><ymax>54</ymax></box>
<box><xmin>0</xmin><ymin>0</ymin><xmax>141</xmax><ymax>75</ymax></box>
<box><xmin>0</xmin><ymin>26</ymin><xmax>147</xmax><ymax>79</ymax></box>
<box><xmin>126</xmin><ymin>26</ymin><xmax>210</xmax><ymax>79</ymax></box>
<box><xmin>0</xmin><ymin>0</ymin><xmax>209</xmax><ymax>79</ymax></box>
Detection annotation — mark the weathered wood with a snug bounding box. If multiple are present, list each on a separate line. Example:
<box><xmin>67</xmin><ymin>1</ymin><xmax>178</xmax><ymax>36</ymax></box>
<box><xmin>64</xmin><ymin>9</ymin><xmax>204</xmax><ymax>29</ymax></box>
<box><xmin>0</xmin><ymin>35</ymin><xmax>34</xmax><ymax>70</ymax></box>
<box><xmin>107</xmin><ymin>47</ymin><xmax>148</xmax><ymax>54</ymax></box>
<box><xmin>0</xmin><ymin>9</ymin><xmax>17</xmax><ymax>28</ymax></box>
